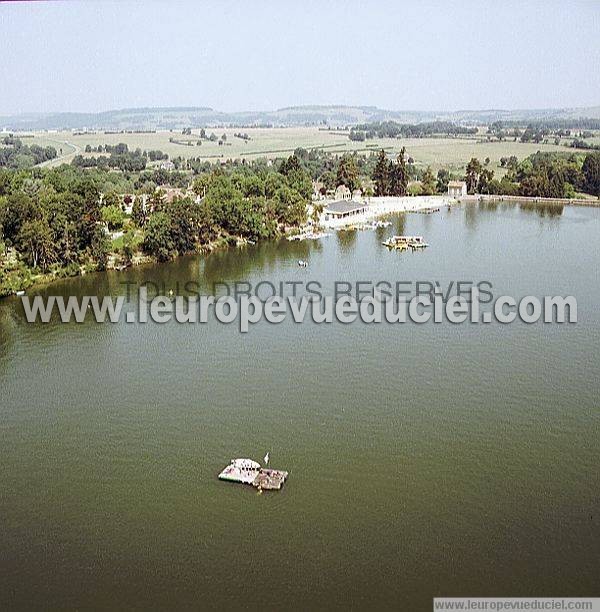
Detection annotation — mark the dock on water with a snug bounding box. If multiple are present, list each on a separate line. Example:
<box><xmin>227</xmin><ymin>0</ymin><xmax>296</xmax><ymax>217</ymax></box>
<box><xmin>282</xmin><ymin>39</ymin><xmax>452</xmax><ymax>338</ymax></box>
<box><xmin>218</xmin><ymin>458</ymin><xmax>289</xmax><ymax>491</ymax></box>
<box><xmin>412</xmin><ymin>207</ymin><xmax>440</xmax><ymax>214</ymax></box>
<box><xmin>382</xmin><ymin>235</ymin><xmax>429</xmax><ymax>250</ymax></box>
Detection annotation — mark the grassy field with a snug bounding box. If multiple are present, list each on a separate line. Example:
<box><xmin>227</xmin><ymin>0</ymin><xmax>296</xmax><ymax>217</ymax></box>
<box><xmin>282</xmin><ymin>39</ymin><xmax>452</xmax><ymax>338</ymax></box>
<box><xmin>21</xmin><ymin>127</ymin><xmax>587</xmax><ymax>175</ymax></box>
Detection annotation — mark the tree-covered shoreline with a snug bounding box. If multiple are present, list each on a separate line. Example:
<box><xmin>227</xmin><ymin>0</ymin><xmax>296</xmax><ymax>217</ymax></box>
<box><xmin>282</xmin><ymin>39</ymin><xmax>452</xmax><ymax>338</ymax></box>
<box><xmin>0</xmin><ymin>155</ymin><xmax>311</xmax><ymax>296</ymax></box>
<box><xmin>1</xmin><ymin>141</ymin><xmax>599</xmax><ymax>297</ymax></box>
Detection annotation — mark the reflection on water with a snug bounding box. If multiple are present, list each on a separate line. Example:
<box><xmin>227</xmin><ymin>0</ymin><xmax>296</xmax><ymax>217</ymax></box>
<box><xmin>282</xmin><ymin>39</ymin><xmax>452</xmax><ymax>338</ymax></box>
<box><xmin>464</xmin><ymin>200</ymin><xmax>478</xmax><ymax>229</ymax></box>
<box><xmin>201</xmin><ymin>238</ymin><xmax>325</xmax><ymax>290</ymax></box>
<box><xmin>335</xmin><ymin>227</ymin><xmax>357</xmax><ymax>252</ymax></box>
<box><xmin>394</xmin><ymin>212</ymin><xmax>406</xmax><ymax>235</ymax></box>
<box><xmin>518</xmin><ymin>200</ymin><xmax>564</xmax><ymax>217</ymax></box>
<box><xmin>478</xmin><ymin>199</ymin><xmax>499</xmax><ymax>212</ymax></box>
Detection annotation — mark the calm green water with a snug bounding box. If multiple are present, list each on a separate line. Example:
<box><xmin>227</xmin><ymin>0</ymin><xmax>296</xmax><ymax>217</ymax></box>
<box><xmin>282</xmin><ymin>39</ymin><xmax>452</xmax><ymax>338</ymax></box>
<box><xmin>1</xmin><ymin>202</ymin><xmax>599</xmax><ymax>611</ymax></box>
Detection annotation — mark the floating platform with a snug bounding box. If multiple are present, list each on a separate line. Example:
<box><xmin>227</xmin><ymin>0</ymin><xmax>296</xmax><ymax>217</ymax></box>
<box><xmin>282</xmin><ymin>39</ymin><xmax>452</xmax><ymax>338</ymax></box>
<box><xmin>218</xmin><ymin>458</ymin><xmax>289</xmax><ymax>491</ymax></box>
<box><xmin>382</xmin><ymin>235</ymin><xmax>429</xmax><ymax>250</ymax></box>
<box><xmin>252</xmin><ymin>468</ymin><xmax>289</xmax><ymax>490</ymax></box>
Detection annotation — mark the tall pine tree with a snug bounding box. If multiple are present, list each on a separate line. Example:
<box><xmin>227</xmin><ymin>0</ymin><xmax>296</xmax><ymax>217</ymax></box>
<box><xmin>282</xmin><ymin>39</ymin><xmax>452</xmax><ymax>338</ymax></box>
<box><xmin>373</xmin><ymin>149</ymin><xmax>390</xmax><ymax>196</ymax></box>
<box><xmin>420</xmin><ymin>166</ymin><xmax>436</xmax><ymax>195</ymax></box>
<box><xmin>389</xmin><ymin>147</ymin><xmax>408</xmax><ymax>196</ymax></box>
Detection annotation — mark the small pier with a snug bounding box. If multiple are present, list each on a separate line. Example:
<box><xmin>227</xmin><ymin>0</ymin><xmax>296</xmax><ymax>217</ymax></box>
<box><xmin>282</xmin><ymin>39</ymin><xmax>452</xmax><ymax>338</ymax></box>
<box><xmin>411</xmin><ymin>207</ymin><xmax>440</xmax><ymax>214</ymax></box>
<box><xmin>287</xmin><ymin>231</ymin><xmax>330</xmax><ymax>241</ymax></box>
<box><xmin>218</xmin><ymin>458</ymin><xmax>289</xmax><ymax>491</ymax></box>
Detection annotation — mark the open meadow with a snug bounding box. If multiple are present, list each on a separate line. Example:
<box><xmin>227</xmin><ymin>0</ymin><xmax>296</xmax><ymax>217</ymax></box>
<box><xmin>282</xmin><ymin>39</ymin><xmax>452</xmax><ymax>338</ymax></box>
<box><xmin>18</xmin><ymin>127</ymin><xmax>583</xmax><ymax>175</ymax></box>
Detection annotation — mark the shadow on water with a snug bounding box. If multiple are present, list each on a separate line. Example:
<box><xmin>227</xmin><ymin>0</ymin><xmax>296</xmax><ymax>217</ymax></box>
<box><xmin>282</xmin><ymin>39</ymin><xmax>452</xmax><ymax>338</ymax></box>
<box><xmin>200</xmin><ymin>239</ymin><xmax>325</xmax><ymax>291</ymax></box>
<box><xmin>478</xmin><ymin>198</ymin><xmax>564</xmax><ymax>218</ymax></box>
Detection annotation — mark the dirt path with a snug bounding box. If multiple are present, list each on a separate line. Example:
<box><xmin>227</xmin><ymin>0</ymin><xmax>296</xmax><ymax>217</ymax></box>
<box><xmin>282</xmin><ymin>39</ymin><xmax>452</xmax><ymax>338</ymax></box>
<box><xmin>38</xmin><ymin>139</ymin><xmax>80</xmax><ymax>167</ymax></box>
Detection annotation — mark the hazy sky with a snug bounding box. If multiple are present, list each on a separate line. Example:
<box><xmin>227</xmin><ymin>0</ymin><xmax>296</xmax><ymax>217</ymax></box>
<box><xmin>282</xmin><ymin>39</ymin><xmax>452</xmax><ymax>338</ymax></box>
<box><xmin>1</xmin><ymin>0</ymin><xmax>599</xmax><ymax>115</ymax></box>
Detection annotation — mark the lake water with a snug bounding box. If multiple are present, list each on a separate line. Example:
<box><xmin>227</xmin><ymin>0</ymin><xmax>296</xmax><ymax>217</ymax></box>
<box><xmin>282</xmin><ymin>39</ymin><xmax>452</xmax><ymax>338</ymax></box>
<box><xmin>1</xmin><ymin>202</ymin><xmax>598</xmax><ymax>611</ymax></box>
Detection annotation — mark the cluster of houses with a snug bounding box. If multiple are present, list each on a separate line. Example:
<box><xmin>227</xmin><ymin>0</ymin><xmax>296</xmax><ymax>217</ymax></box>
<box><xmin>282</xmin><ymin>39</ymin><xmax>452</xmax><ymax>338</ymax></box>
<box><xmin>104</xmin><ymin>176</ymin><xmax>468</xmax><ymax>229</ymax></box>
<box><xmin>101</xmin><ymin>185</ymin><xmax>201</xmax><ymax>217</ymax></box>
<box><xmin>312</xmin><ymin>183</ymin><xmax>363</xmax><ymax>202</ymax></box>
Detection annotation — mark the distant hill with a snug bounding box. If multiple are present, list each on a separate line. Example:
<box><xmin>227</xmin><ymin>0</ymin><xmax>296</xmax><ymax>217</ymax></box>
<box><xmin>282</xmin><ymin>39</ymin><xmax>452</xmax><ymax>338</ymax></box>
<box><xmin>1</xmin><ymin>105</ymin><xmax>599</xmax><ymax>131</ymax></box>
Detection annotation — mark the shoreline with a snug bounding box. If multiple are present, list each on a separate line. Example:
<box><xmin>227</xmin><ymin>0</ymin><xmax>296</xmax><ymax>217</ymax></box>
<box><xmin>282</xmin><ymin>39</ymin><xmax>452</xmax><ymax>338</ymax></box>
<box><xmin>473</xmin><ymin>194</ymin><xmax>600</xmax><ymax>207</ymax></box>
<box><xmin>3</xmin><ymin>193</ymin><xmax>598</xmax><ymax>298</ymax></box>
<box><xmin>320</xmin><ymin>193</ymin><xmax>599</xmax><ymax>229</ymax></box>
<box><xmin>0</xmin><ymin>233</ymin><xmax>254</xmax><ymax>298</ymax></box>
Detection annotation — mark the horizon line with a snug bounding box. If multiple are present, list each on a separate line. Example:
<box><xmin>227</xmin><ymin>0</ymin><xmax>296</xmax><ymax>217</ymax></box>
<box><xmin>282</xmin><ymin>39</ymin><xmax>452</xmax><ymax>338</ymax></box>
<box><xmin>2</xmin><ymin>103</ymin><xmax>599</xmax><ymax>119</ymax></box>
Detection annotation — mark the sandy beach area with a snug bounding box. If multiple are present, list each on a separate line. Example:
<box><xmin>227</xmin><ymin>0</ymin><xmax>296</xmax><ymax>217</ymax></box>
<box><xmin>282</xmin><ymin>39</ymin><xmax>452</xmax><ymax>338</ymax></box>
<box><xmin>320</xmin><ymin>195</ymin><xmax>456</xmax><ymax>228</ymax></box>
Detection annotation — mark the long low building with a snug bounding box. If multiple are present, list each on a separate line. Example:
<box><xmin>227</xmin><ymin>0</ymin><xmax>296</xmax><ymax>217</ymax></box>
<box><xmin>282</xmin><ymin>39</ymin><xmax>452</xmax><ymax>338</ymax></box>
<box><xmin>324</xmin><ymin>199</ymin><xmax>367</xmax><ymax>221</ymax></box>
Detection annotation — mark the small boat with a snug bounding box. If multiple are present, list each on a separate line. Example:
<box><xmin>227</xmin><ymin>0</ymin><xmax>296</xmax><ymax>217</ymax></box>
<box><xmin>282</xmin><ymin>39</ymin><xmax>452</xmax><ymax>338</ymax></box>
<box><xmin>298</xmin><ymin>259</ymin><xmax>308</xmax><ymax>268</ymax></box>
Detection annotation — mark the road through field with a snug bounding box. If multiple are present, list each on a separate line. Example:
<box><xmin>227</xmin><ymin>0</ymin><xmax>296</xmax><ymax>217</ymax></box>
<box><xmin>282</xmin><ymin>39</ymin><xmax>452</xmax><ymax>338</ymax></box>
<box><xmin>38</xmin><ymin>138</ymin><xmax>80</xmax><ymax>167</ymax></box>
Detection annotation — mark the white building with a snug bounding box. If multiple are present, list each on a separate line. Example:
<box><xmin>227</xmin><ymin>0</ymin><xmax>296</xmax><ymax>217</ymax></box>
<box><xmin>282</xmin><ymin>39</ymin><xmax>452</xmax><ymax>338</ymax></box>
<box><xmin>334</xmin><ymin>185</ymin><xmax>351</xmax><ymax>200</ymax></box>
<box><xmin>448</xmin><ymin>180</ymin><xmax>467</xmax><ymax>197</ymax></box>
<box><xmin>324</xmin><ymin>200</ymin><xmax>367</xmax><ymax>221</ymax></box>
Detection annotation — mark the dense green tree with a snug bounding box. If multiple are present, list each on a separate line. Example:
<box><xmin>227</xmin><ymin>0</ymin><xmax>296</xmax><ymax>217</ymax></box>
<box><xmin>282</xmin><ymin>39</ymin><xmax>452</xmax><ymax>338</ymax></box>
<box><xmin>0</xmin><ymin>137</ymin><xmax>57</xmax><ymax>168</ymax></box>
<box><xmin>420</xmin><ymin>166</ymin><xmax>436</xmax><ymax>195</ymax></box>
<box><xmin>465</xmin><ymin>158</ymin><xmax>482</xmax><ymax>194</ymax></box>
<box><xmin>372</xmin><ymin>150</ymin><xmax>390</xmax><ymax>196</ymax></box>
<box><xmin>149</xmin><ymin>189</ymin><xmax>166</xmax><ymax>212</ymax></box>
<box><xmin>0</xmin><ymin>191</ymin><xmax>35</xmax><ymax>243</ymax></box>
<box><xmin>582</xmin><ymin>152</ymin><xmax>600</xmax><ymax>196</ymax></box>
<box><xmin>121</xmin><ymin>230</ymin><xmax>136</xmax><ymax>264</ymax></box>
<box><xmin>192</xmin><ymin>174</ymin><xmax>212</xmax><ymax>197</ymax></box>
<box><xmin>347</xmin><ymin>121</ymin><xmax>477</xmax><ymax>140</ymax></box>
<box><xmin>336</xmin><ymin>155</ymin><xmax>360</xmax><ymax>193</ymax></box>
<box><xmin>90</xmin><ymin>226</ymin><xmax>110</xmax><ymax>270</ymax></box>
<box><xmin>279</xmin><ymin>154</ymin><xmax>302</xmax><ymax>177</ymax></box>
<box><xmin>101</xmin><ymin>205</ymin><xmax>125</xmax><ymax>230</ymax></box>
<box><xmin>436</xmin><ymin>168</ymin><xmax>450</xmax><ymax>194</ymax></box>
<box><xmin>477</xmin><ymin>168</ymin><xmax>495</xmax><ymax>194</ymax></box>
<box><xmin>131</xmin><ymin>198</ymin><xmax>146</xmax><ymax>228</ymax></box>
<box><xmin>143</xmin><ymin>212</ymin><xmax>174</xmax><ymax>261</ymax></box>
<box><xmin>408</xmin><ymin>182</ymin><xmax>423</xmax><ymax>196</ymax></box>
<box><xmin>389</xmin><ymin>148</ymin><xmax>408</xmax><ymax>196</ymax></box>
<box><xmin>17</xmin><ymin>218</ymin><xmax>55</xmax><ymax>271</ymax></box>
<box><xmin>319</xmin><ymin>170</ymin><xmax>336</xmax><ymax>193</ymax></box>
